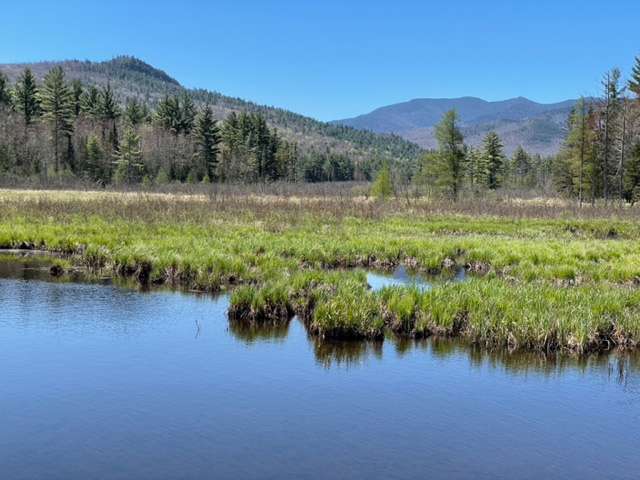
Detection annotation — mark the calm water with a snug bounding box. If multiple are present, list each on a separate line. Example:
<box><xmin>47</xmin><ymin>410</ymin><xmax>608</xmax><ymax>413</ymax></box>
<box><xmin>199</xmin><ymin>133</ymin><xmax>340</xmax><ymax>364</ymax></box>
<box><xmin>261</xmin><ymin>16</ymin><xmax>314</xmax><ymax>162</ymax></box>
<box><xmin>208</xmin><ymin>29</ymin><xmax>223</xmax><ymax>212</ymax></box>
<box><xmin>1</xmin><ymin>273</ymin><xmax>639</xmax><ymax>480</ymax></box>
<box><xmin>367</xmin><ymin>265</ymin><xmax>466</xmax><ymax>292</ymax></box>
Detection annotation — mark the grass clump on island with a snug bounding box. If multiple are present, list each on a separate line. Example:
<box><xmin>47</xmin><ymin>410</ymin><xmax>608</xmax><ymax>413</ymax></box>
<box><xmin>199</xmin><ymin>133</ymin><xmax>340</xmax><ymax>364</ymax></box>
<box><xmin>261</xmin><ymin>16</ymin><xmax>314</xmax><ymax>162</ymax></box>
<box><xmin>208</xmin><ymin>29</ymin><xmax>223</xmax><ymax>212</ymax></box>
<box><xmin>1</xmin><ymin>186</ymin><xmax>640</xmax><ymax>353</ymax></box>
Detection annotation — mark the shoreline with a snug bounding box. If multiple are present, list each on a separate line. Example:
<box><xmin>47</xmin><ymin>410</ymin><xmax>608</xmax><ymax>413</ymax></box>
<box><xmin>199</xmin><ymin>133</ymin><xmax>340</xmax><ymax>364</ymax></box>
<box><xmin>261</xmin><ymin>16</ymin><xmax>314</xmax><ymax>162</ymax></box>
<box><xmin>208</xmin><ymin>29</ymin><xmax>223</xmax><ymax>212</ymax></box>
<box><xmin>1</xmin><ymin>188</ymin><xmax>639</xmax><ymax>355</ymax></box>
<box><xmin>1</xmin><ymin>245</ymin><xmax>638</xmax><ymax>355</ymax></box>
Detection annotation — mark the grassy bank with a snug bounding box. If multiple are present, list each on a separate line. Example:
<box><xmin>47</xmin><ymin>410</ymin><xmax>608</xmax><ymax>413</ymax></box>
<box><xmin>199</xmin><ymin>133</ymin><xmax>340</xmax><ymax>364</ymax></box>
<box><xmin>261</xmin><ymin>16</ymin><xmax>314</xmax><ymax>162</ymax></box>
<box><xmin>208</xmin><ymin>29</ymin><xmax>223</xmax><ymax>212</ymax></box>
<box><xmin>1</xmin><ymin>187</ymin><xmax>639</xmax><ymax>353</ymax></box>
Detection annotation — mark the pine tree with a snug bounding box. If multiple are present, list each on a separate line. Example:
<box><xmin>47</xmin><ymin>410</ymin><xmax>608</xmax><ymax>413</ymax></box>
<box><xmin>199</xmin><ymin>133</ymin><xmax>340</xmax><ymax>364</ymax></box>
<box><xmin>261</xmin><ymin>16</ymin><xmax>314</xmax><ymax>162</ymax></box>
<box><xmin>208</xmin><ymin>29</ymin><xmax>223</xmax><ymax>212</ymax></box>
<box><xmin>512</xmin><ymin>146</ymin><xmax>532</xmax><ymax>187</ymax></box>
<box><xmin>629</xmin><ymin>56</ymin><xmax>640</xmax><ymax>98</ymax></box>
<box><xmin>180</xmin><ymin>93</ymin><xmax>196</xmax><ymax>134</ymax></box>
<box><xmin>156</xmin><ymin>95</ymin><xmax>182</xmax><ymax>134</ymax></box>
<box><xmin>100</xmin><ymin>84</ymin><xmax>120</xmax><ymax>150</ymax></box>
<box><xmin>599</xmin><ymin>68</ymin><xmax>622</xmax><ymax>202</ymax></box>
<box><xmin>276</xmin><ymin>140</ymin><xmax>299</xmax><ymax>181</ymax></box>
<box><xmin>552</xmin><ymin>150</ymin><xmax>575</xmax><ymax>194</ymax></box>
<box><xmin>13</xmin><ymin>68</ymin><xmax>40</xmax><ymax>126</ymax></box>
<box><xmin>80</xmin><ymin>85</ymin><xmax>101</xmax><ymax>118</ymax></box>
<box><xmin>71</xmin><ymin>79</ymin><xmax>83</xmax><ymax>117</ymax></box>
<box><xmin>481</xmin><ymin>132</ymin><xmax>505</xmax><ymax>189</ymax></box>
<box><xmin>193</xmin><ymin>106</ymin><xmax>221</xmax><ymax>179</ymax></box>
<box><xmin>85</xmin><ymin>135</ymin><xmax>106</xmax><ymax>183</ymax></box>
<box><xmin>0</xmin><ymin>71</ymin><xmax>11</xmax><ymax>108</ymax></box>
<box><xmin>624</xmin><ymin>143</ymin><xmax>640</xmax><ymax>203</ymax></box>
<box><xmin>617</xmin><ymin>96</ymin><xmax>630</xmax><ymax>200</ymax></box>
<box><xmin>124</xmin><ymin>98</ymin><xmax>145</xmax><ymax>126</ymax></box>
<box><xmin>464</xmin><ymin>147</ymin><xmax>485</xmax><ymax>191</ymax></box>
<box><xmin>263</xmin><ymin>127</ymin><xmax>280</xmax><ymax>180</ymax></box>
<box><xmin>40</xmin><ymin>67</ymin><xmax>74</xmax><ymax>173</ymax></box>
<box><xmin>100</xmin><ymin>84</ymin><xmax>120</xmax><ymax>120</ymax></box>
<box><xmin>113</xmin><ymin>127</ymin><xmax>144</xmax><ymax>184</ymax></box>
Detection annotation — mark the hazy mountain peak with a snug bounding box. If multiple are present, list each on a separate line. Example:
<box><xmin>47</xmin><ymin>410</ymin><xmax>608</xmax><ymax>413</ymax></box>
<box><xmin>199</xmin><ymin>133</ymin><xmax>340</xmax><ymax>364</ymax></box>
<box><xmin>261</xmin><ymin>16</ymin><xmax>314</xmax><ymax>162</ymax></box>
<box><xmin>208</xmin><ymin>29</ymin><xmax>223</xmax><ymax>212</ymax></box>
<box><xmin>332</xmin><ymin>96</ymin><xmax>577</xmax><ymax>155</ymax></box>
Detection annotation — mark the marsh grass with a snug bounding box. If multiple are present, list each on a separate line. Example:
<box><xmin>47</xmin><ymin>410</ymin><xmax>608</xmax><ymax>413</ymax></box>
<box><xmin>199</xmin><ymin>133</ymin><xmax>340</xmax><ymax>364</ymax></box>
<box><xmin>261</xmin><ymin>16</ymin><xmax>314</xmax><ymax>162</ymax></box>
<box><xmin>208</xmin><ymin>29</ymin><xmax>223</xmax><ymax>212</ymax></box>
<box><xmin>1</xmin><ymin>188</ymin><xmax>640</xmax><ymax>352</ymax></box>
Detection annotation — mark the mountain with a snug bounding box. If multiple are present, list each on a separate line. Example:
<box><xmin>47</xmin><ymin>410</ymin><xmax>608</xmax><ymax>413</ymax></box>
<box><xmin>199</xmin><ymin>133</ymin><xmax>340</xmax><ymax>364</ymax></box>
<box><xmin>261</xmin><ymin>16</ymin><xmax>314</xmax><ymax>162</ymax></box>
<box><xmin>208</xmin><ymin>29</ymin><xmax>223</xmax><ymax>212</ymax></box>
<box><xmin>0</xmin><ymin>56</ymin><xmax>422</xmax><ymax>164</ymax></box>
<box><xmin>333</xmin><ymin>96</ymin><xmax>578</xmax><ymax>156</ymax></box>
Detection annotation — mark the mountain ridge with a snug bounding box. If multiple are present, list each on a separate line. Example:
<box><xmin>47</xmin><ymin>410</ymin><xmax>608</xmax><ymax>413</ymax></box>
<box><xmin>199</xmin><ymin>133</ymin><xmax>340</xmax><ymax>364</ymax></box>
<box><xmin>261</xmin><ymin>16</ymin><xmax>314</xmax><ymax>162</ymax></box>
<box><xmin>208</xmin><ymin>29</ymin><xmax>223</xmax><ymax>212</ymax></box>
<box><xmin>333</xmin><ymin>96</ymin><xmax>577</xmax><ymax>155</ymax></box>
<box><xmin>0</xmin><ymin>56</ymin><xmax>422</xmax><ymax>165</ymax></box>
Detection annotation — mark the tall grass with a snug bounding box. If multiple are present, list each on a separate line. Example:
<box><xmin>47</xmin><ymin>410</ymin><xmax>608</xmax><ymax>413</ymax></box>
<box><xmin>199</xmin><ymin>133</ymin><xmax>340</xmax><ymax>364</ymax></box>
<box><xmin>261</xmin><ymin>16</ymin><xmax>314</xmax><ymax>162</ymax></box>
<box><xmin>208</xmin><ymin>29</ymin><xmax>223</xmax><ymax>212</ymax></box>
<box><xmin>1</xmin><ymin>188</ymin><xmax>640</xmax><ymax>353</ymax></box>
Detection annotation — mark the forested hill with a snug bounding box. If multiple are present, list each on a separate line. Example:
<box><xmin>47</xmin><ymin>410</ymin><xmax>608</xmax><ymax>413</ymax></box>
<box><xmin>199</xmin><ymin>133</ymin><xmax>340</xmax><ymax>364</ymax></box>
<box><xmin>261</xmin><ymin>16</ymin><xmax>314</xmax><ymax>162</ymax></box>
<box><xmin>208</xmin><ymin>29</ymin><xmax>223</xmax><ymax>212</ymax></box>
<box><xmin>0</xmin><ymin>56</ymin><xmax>422</xmax><ymax>164</ymax></box>
<box><xmin>333</xmin><ymin>96</ymin><xmax>578</xmax><ymax>155</ymax></box>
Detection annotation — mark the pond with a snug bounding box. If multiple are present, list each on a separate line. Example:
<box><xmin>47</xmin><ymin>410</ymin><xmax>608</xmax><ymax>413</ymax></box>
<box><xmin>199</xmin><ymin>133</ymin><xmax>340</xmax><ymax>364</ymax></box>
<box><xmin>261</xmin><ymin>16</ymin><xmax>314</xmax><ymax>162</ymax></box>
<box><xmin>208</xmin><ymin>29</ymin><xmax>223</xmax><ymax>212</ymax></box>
<box><xmin>366</xmin><ymin>265</ymin><xmax>466</xmax><ymax>292</ymax></box>
<box><xmin>1</xmin><ymin>269</ymin><xmax>639</xmax><ymax>479</ymax></box>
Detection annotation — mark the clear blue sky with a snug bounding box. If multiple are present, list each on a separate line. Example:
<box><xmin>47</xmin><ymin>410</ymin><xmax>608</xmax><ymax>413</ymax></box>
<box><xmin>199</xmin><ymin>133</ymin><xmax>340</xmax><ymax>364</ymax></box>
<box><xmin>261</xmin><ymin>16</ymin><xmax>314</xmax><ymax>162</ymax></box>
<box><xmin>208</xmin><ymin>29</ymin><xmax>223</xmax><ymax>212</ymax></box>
<box><xmin>2</xmin><ymin>0</ymin><xmax>639</xmax><ymax>121</ymax></box>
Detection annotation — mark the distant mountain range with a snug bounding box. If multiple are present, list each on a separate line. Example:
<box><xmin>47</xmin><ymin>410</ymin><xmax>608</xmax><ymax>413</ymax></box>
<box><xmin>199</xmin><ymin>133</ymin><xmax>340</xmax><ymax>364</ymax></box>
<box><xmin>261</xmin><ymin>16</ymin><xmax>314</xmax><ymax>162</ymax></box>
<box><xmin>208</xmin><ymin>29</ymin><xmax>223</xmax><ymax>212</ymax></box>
<box><xmin>0</xmin><ymin>57</ymin><xmax>577</xmax><ymax>158</ymax></box>
<box><xmin>333</xmin><ymin>96</ymin><xmax>578</xmax><ymax>155</ymax></box>
<box><xmin>0</xmin><ymin>56</ymin><xmax>422</xmax><ymax>164</ymax></box>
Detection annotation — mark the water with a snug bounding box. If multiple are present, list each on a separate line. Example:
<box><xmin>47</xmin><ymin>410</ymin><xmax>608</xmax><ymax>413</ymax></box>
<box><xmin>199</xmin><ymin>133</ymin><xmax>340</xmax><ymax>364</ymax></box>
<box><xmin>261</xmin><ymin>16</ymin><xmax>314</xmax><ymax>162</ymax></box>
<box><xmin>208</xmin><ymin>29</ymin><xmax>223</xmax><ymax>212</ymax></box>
<box><xmin>1</xmin><ymin>275</ymin><xmax>639</xmax><ymax>480</ymax></box>
<box><xmin>367</xmin><ymin>265</ymin><xmax>466</xmax><ymax>291</ymax></box>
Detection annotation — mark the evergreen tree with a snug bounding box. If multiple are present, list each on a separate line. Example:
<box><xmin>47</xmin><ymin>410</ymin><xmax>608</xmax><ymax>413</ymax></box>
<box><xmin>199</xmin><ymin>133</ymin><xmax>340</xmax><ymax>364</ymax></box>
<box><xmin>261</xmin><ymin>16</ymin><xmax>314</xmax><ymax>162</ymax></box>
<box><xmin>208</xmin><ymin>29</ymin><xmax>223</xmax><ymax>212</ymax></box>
<box><xmin>617</xmin><ymin>96</ymin><xmax>631</xmax><ymax>200</ymax></box>
<box><xmin>13</xmin><ymin>68</ymin><xmax>40</xmax><ymax>126</ymax></box>
<box><xmin>124</xmin><ymin>98</ymin><xmax>146</xmax><ymax>126</ymax></box>
<box><xmin>71</xmin><ymin>79</ymin><xmax>83</xmax><ymax>117</ymax></box>
<box><xmin>552</xmin><ymin>150</ymin><xmax>575</xmax><ymax>194</ymax></box>
<box><xmin>218</xmin><ymin>111</ymin><xmax>281</xmax><ymax>181</ymax></box>
<box><xmin>599</xmin><ymin>68</ymin><xmax>622</xmax><ymax>202</ymax></box>
<box><xmin>100</xmin><ymin>84</ymin><xmax>120</xmax><ymax>120</ymax></box>
<box><xmin>193</xmin><ymin>106</ymin><xmax>221</xmax><ymax>179</ymax></box>
<box><xmin>563</xmin><ymin>98</ymin><xmax>595</xmax><ymax>204</ymax></box>
<box><xmin>464</xmin><ymin>147</ymin><xmax>486</xmax><ymax>191</ymax></box>
<box><xmin>80</xmin><ymin>85</ymin><xmax>101</xmax><ymax>118</ymax></box>
<box><xmin>512</xmin><ymin>146</ymin><xmax>533</xmax><ymax>188</ymax></box>
<box><xmin>156</xmin><ymin>95</ymin><xmax>182</xmax><ymax>134</ymax></box>
<box><xmin>424</xmin><ymin>110</ymin><xmax>466</xmax><ymax>199</ymax></box>
<box><xmin>629</xmin><ymin>56</ymin><xmax>640</xmax><ymax>98</ymax></box>
<box><xmin>625</xmin><ymin>143</ymin><xmax>640</xmax><ymax>204</ymax></box>
<box><xmin>481</xmin><ymin>131</ymin><xmax>505</xmax><ymax>189</ymax></box>
<box><xmin>180</xmin><ymin>93</ymin><xmax>196</xmax><ymax>134</ymax></box>
<box><xmin>276</xmin><ymin>140</ymin><xmax>299</xmax><ymax>181</ymax></box>
<box><xmin>85</xmin><ymin>135</ymin><xmax>107</xmax><ymax>184</ymax></box>
<box><xmin>113</xmin><ymin>127</ymin><xmax>144</xmax><ymax>184</ymax></box>
<box><xmin>262</xmin><ymin>127</ymin><xmax>280</xmax><ymax>180</ymax></box>
<box><xmin>0</xmin><ymin>71</ymin><xmax>11</xmax><ymax>108</ymax></box>
<box><xmin>100</xmin><ymin>84</ymin><xmax>120</xmax><ymax>149</ymax></box>
<box><xmin>39</xmin><ymin>67</ymin><xmax>74</xmax><ymax>173</ymax></box>
<box><xmin>512</xmin><ymin>146</ymin><xmax>531</xmax><ymax>178</ymax></box>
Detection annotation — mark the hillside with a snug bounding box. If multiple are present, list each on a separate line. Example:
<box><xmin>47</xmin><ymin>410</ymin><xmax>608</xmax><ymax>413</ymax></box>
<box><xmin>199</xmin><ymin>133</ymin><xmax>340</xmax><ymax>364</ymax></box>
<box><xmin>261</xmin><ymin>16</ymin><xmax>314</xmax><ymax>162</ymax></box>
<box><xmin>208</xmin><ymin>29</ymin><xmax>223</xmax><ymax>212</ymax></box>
<box><xmin>333</xmin><ymin>96</ymin><xmax>577</xmax><ymax>155</ymax></box>
<box><xmin>0</xmin><ymin>56</ymin><xmax>421</xmax><ymax>163</ymax></box>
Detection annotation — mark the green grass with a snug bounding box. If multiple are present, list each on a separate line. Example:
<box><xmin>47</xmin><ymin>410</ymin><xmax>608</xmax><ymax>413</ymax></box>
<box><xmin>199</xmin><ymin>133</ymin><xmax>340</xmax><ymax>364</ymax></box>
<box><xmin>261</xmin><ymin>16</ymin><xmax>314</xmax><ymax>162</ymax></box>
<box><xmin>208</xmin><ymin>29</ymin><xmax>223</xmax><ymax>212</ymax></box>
<box><xmin>1</xmin><ymin>188</ymin><xmax>639</xmax><ymax>353</ymax></box>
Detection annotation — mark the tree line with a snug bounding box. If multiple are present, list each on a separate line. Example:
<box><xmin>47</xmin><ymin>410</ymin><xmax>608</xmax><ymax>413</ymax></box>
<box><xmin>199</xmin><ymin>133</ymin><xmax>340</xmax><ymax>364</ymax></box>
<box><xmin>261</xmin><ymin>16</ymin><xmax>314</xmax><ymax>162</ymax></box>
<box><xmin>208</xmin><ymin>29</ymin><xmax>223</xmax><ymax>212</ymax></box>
<box><xmin>5</xmin><ymin>56</ymin><xmax>640</xmax><ymax>199</ymax></box>
<box><xmin>407</xmin><ymin>110</ymin><xmax>551</xmax><ymax>200</ymax></box>
<box><xmin>0</xmin><ymin>66</ymin><xmax>366</xmax><ymax>185</ymax></box>
<box><xmin>554</xmin><ymin>56</ymin><xmax>640</xmax><ymax>205</ymax></box>
<box><xmin>382</xmin><ymin>53</ymin><xmax>640</xmax><ymax>203</ymax></box>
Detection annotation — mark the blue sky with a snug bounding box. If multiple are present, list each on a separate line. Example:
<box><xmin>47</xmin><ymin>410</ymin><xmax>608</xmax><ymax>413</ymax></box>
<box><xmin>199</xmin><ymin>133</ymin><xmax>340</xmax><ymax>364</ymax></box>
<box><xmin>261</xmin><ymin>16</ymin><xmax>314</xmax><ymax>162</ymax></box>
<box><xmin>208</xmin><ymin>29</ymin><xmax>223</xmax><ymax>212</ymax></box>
<box><xmin>2</xmin><ymin>0</ymin><xmax>639</xmax><ymax>120</ymax></box>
